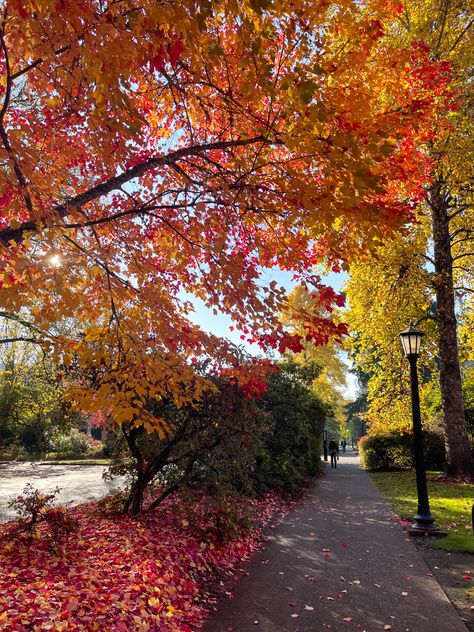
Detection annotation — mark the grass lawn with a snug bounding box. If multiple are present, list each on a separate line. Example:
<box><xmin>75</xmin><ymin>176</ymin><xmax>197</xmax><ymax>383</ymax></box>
<box><xmin>44</xmin><ymin>458</ymin><xmax>112</xmax><ymax>466</ymax></box>
<box><xmin>370</xmin><ymin>470</ymin><xmax>474</xmax><ymax>553</ymax></box>
<box><xmin>0</xmin><ymin>458</ymin><xmax>111</xmax><ymax>466</ymax></box>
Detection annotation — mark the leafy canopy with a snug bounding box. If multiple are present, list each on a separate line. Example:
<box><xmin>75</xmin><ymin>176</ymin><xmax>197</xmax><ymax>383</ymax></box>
<box><xmin>0</xmin><ymin>0</ymin><xmax>448</xmax><ymax>432</ymax></box>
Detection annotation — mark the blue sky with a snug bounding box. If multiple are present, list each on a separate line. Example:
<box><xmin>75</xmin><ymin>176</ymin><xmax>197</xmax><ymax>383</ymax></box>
<box><xmin>186</xmin><ymin>267</ymin><xmax>358</xmax><ymax>400</ymax></box>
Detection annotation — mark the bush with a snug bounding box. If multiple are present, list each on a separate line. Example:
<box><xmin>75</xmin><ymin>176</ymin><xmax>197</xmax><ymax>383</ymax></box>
<box><xmin>52</xmin><ymin>430</ymin><xmax>93</xmax><ymax>458</ymax></box>
<box><xmin>179</xmin><ymin>491</ymin><xmax>254</xmax><ymax>544</ymax></box>
<box><xmin>6</xmin><ymin>484</ymin><xmax>76</xmax><ymax>550</ymax></box>
<box><xmin>254</xmin><ymin>362</ymin><xmax>326</xmax><ymax>493</ymax></box>
<box><xmin>359</xmin><ymin>430</ymin><xmax>445</xmax><ymax>471</ymax></box>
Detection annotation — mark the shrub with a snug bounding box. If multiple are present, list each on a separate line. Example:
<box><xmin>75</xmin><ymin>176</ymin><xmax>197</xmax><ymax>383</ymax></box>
<box><xmin>179</xmin><ymin>491</ymin><xmax>254</xmax><ymax>544</ymax></box>
<box><xmin>254</xmin><ymin>363</ymin><xmax>325</xmax><ymax>493</ymax></box>
<box><xmin>6</xmin><ymin>484</ymin><xmax>76</xmax><ymax>550</ymax></box>
<box><xmin>52</xmin><ymin>429</ymin><xmax>91</xmax><ymax>458</ymax></box>
<box><xmin>359</xmin><ymin>430</ymin><xmax>445</xmax><ymax>471</ymax></box>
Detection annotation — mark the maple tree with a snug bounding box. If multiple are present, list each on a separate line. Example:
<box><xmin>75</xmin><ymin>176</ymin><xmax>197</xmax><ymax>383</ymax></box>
<box><xmin>0</xmin><ymin>0</ymin><xmax>449</xmax><ymax>462</ymax></box>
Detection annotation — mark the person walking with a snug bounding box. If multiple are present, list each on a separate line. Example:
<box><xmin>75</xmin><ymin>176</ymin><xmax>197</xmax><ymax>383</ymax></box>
<box><xmin>341</xmin><ymin>439</ymin><xmax>347</xmax><ymax>453</ymax></box>
<box><xmin>329</xmin><ymin>438</ymin><xmax>339</xmax><ymax>469</ymax></box>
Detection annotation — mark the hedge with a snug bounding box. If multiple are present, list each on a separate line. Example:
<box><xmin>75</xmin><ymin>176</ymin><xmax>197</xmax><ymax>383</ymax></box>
<box><xmin>359</xmin><ymin>430</ymin><xmax>445</xmax><ymax>471</ymax></box>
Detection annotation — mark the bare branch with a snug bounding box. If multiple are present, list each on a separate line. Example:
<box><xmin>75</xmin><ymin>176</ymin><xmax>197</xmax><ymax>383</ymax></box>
<box><xmin>452</xmin><ymin>252</ymin><xmax>474</xmax><ymax>262</ymax></box>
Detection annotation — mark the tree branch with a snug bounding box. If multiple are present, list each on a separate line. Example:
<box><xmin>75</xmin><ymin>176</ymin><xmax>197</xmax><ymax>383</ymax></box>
<box><xmin>0</xmin><ymin>136</ymin><xmax>274</xmax><ymax>245</ymax></box>
<box><xmin>0</xmin><ymin>337</ymin><xmax>40</xmax><ymax>345</ymax></box>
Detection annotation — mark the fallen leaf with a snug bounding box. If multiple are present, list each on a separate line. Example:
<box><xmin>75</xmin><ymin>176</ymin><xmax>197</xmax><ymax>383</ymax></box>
<box><xmin>304</xmin><ymin>605</ymin><xmax>314</xmax><ymax>611</ymax></box>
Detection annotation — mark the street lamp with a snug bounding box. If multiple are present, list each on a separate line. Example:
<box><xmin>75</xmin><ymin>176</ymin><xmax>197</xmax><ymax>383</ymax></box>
<box><xmin>400</xmin><ymin>326</ymin><xmax>443</xmax><ymax>535</ymax></box>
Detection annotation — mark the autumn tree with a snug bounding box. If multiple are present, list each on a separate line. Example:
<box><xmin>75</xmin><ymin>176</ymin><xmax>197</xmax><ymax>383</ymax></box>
<box><xmin>0</xmin><ymin>0</ymin><xmax>449</xmax><ymax>483</ymax></box>
<box><xmin>344</xmin><ymin>226</ymin><xmax>442</xmax><ymax>435</ymax></box>
<box><xmin>280</xmin><ymin>284</ymin><xmax>350</xmax><ymax>436</ymax></box>
<box><xmin>348</xmin><ymin>0</ymin><xmax>474</xmax><ymax>474</ymax></box>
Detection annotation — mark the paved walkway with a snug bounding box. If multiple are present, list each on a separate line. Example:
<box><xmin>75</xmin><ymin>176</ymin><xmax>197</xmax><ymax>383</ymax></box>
<box><xmin>203</xmin><ymin>450</ymin><xmax>468</xmax><ymax>632</ymax></box>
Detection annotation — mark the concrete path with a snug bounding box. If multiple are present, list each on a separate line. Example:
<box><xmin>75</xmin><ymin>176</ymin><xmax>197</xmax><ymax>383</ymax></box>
<box><xmin>0</xmin><ymin>462</ymin><xmax>123</xmax><ymax>522</ymax></box>
<box><xmin>203</xmin><ymin>449</ymin><xmax>468</xmax><ymax>632</ymax></box>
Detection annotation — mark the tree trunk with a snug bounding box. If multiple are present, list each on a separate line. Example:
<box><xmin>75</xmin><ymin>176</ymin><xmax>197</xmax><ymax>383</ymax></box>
<box><xmin>430</xmin><ymin>182</ymin><xmax>474</xmax><ymax>476</ymax></box>
<box><xmin>125</xmin><ymin>473</ymin><xmax>149</xmax><ymax>515</ymax></box>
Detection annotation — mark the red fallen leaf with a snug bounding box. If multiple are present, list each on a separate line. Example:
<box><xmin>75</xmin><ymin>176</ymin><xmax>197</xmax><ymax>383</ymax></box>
<box><xmin>0</xmin><ymin>489</ymin><xmax>293</xmax><ymax>630</ymax></box>
<box><xmin>463</xmin><ymin>574</ymin><xmax>472</xmax><ymax>579</ymax></box>
<box><xmin>323</xmin><ymin>553</ymin><xmax>331</xmax><ymax>557</ymax></box>
<box><xmin>341</xmin><ymin>543</ymin><xmax>349</xmax><ymax>548</ymax></box>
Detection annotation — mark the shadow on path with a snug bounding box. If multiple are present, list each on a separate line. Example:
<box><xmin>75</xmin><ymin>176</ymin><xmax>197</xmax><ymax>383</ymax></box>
<box><xmin>203</xmin><ymin>449</ymin><xmax>468</xmax><ymax>632</ymax></box>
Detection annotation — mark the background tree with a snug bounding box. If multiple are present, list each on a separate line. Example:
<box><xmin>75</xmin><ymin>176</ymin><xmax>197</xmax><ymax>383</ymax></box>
<box><xmin>0</xmin><ymin>319</ymin><xmax>72</xmax><ymax>455</ymax></box>
<box><xmin>395</xmin><ymin>0</ymin><xmax>474</xmax><ymax>473</ymax></box>
<box><xmin>280</xmin><ymin>284</ymin><xmax>350</xmax><ymax>436</ymax></box>
<box><xmin>345</xmin><ymin>224</ymin><xmax>440</xmax><ymax>434</ymax></box>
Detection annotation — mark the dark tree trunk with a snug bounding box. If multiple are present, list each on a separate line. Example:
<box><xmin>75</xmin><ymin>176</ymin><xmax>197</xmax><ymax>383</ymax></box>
<box><xmin>429</xmin><ymin>182</ymin><xmax>474</xmax><ymax>476</ymax></box>
<box><xmin>125</xmin><ymin>472</ymin><xmax>149</xmax><ymax>515</ymax></box>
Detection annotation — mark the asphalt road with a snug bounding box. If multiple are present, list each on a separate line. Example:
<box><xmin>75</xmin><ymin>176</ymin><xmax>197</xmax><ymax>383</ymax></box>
<box><xmin>0</xmin><ymin>462</ymin><xmax>123</xmax><ymax>522</ymax></box>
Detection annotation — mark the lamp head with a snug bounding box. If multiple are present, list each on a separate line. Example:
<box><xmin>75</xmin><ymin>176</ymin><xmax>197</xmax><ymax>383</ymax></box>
<box><xmin>400</xmin><ymin>325</ymin><xmax>424</xmax><ymax>358</ymax></box>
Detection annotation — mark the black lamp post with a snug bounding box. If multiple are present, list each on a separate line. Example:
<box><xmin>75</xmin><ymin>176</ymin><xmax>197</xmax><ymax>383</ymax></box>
<box><xmin>323</xmin><ymin>427</ymin><xmax>328</xmax><ymax>462</ymax></box>
<box><xmin>400</xmin><ymin>326</ymin><xmax>442</xmax><ymax>535</ymax></box>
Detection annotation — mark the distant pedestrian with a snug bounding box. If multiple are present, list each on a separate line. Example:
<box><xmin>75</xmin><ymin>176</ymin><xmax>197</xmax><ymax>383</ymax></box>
<box><xmin>341</xmin><ymin>439</ymin><xmax>347</xmax><ymax>453</ymax></box>
<box><xmin>329</xmin><ymin>438</ymin><xmax>339</xmax><ymax>468</ymax></box>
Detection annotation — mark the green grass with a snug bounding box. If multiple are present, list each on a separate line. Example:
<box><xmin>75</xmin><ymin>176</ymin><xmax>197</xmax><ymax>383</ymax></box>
<box><xmin>44</xmin><ymin>458</ymin><xmax>112</xmax><ymax>466</ymax></box>
<box><xmin>0</xmin><ymin>457</ymin><xmax>111</xmax><ymax>466</ymax></box>
<box><xmin>370</xmin><ymin>470</ymin><xmax>474</xmax><ymax>553</ymax></box>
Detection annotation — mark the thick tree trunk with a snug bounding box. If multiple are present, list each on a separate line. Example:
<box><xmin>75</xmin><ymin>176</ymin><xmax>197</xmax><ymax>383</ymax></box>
<box><xmin>430</xmin><ymin>182</ymin><xmax>474</xmax><ymax>476</ymax></box>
